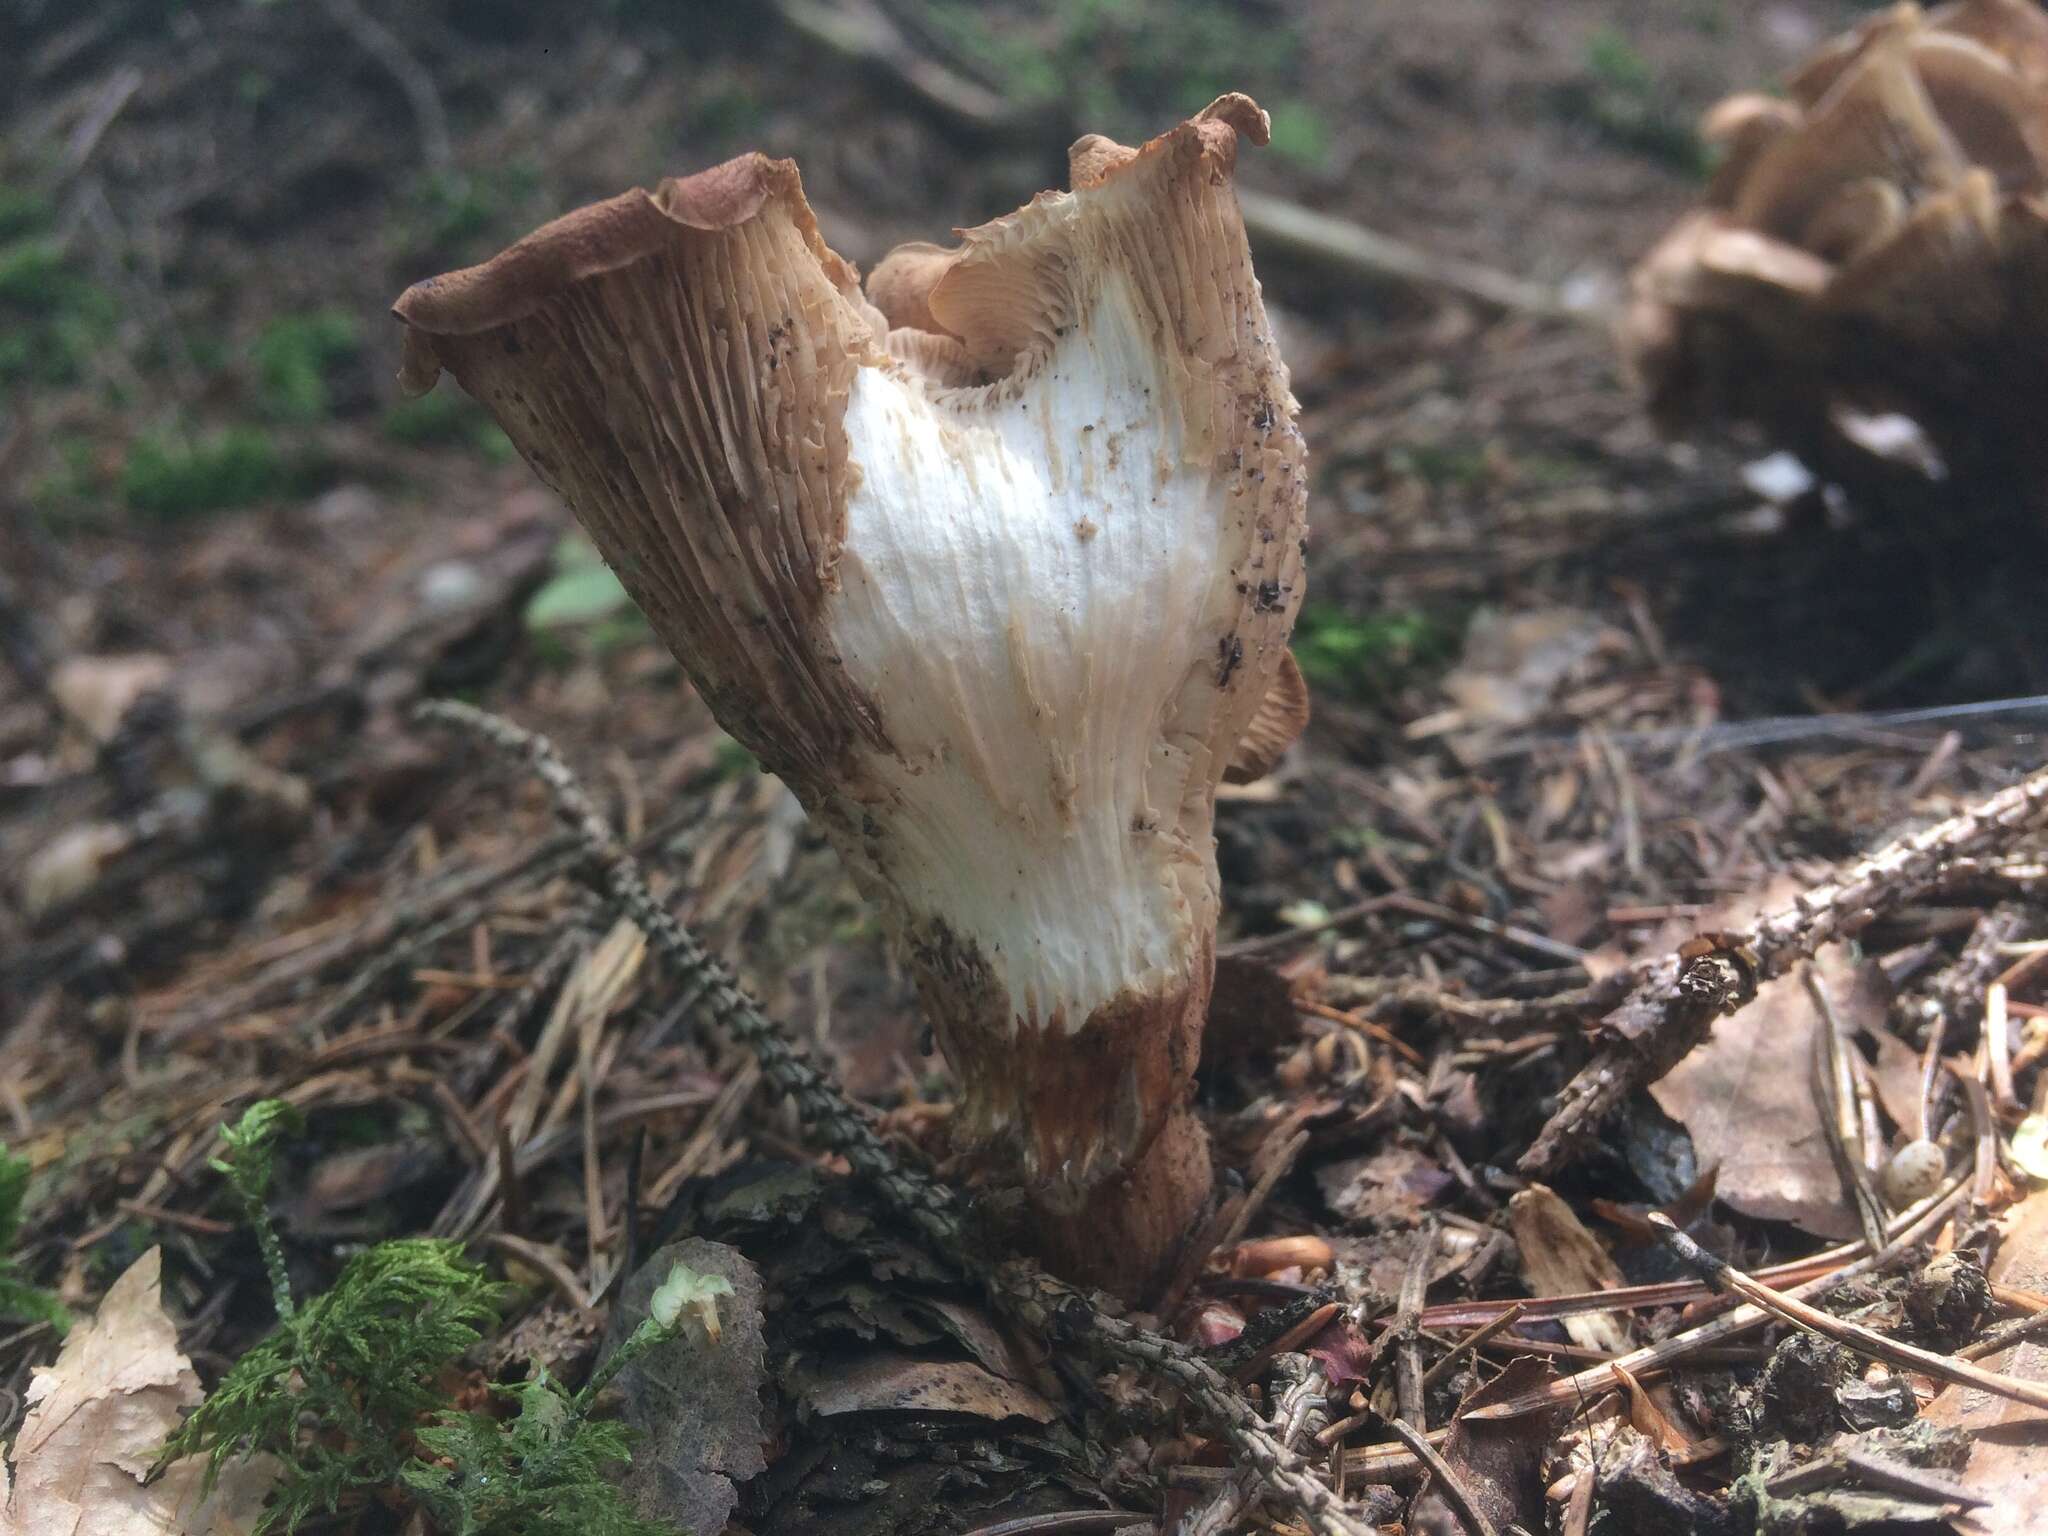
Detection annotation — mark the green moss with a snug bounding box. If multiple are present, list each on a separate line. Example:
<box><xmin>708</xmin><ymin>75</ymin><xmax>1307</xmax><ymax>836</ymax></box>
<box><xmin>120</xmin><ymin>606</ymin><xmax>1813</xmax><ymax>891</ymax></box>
<box><xmin>0</xmin><ymin>237</ymin><xmax>117</xmax><ymax>385</ymax></box>
<box><xmin>920</xmin><ymin>0</ymin><xmax>1300</xmax><ymax>129</ymax></box>
<box><xmin>158</xmin><ymin>1101</ymin><xmax>692</xmax><ymax>1536</ymax></box>
<box><xmin>122</xmin><ymin>428</ymin><xmax>280</xmax><ymax>520</ymax></box>
<box><xmin>253</xmin><ymin>309</ymin><xmax>360</xmax><ymax>422</ymax></box>
<box><xmin>0</xmin><ymin>1144</ymin><xmax>68</xmax><ymax>1335</ymax></box>
<box><xmin>1389</xmin><ymin>440</ymin><xmax>1490</xmax><ymax>490</ymax></box>
<box><xmin>1566</xmin><ymin>28</ymin><xmax>1710</xmax><ymax>176</ymax></box>
<box><xmin>0</xmin><ymin>186</ymin><xmax>55</xmax><ymax>242</ymax></box>
<box><xmin>404</xmin><ymin>162</ymin><xmax>542</xmax><ymax>258</ymax></box>
<box><xmin>1265</xmin><ymin>100</ymin><xmax>1328</xmax><ymax>171</ymax></box>
<box><xmin>1292</xmin><ymin>603</ymin><xmax>1461</xmax><ymax>703</ymax></box>
<box><xmin>713</xmin><ymin>734</ymin><xmax>760</xmax><ymax>781</ymax></box>
<box><xmin>383</xmin><ymin>387</ymin><xmax>515</xmax><ymax>462</ymax></box>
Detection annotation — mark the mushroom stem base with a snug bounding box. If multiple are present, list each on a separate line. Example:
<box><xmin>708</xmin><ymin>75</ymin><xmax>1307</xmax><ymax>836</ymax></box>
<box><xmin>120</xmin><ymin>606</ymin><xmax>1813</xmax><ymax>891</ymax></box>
<box><xmin>1025</xmin><ymin>1101</ymin><xmax>1212</xmax><ymax>1301</ymax></box>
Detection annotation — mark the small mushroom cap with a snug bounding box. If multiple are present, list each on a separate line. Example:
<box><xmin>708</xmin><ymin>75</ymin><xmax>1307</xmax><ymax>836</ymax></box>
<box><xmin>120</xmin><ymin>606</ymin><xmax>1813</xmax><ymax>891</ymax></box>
<box><xmin>865</xmin><ymin>241</ymin><xmax>958</xmax><ymax>337</ymax></box>
<box><xmin>1826</xmin><ymin>167</ymin><xmax>2006</xmax><ymax>336</ymax></box>
<box><xmin>1802</xmin><ymin>175</ymin><xmax>1908</xmax><ymax>260</ymax></box>
<box><xmin>1734</xmin><ymin>39</ymin><xmax>1965</xmax><ymax>238</ymax></box>
<box><xmin>1224</xmin><ymin>649</ymin><xmax>1311</xmax><ymax>785</ymax></box>
<box><xmin>1929</xmin><ymin>0</ymin><xmax>2048</xmax><ymax>82</ymax></box>
<box><xmin>1909</xmin><ymin>31</ymin><xmax>2048</xmax><ymax>187</ymax></box>
<box><xmin>1786</xmin><ymin>2</ymin><xmax>1924</xmax><ymax>107</ymax></box>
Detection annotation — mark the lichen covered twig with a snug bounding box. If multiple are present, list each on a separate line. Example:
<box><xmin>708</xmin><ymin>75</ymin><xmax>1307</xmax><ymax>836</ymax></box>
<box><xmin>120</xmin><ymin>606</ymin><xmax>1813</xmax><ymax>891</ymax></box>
<box><xmin>1523</xmin><ymin>764</ymin><xmax>2048</xmax><ymax>1176</ymax></box>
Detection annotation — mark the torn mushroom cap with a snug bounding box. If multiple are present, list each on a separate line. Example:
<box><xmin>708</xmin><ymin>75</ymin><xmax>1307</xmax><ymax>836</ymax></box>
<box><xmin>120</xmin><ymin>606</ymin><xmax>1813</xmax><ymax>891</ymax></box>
<box><xmin>394</xmin><ymin>95</ymin><xmax>1308</xmax><ymax>1195</ymax></box>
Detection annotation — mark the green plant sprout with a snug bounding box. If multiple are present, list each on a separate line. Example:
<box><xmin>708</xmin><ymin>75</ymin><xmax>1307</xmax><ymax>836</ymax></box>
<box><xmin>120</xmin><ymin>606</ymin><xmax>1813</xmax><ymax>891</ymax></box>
<box><xmin>0</xmin><ymin>1144</ymin><xmax>69</xmax><ymax>1336</ymax></box>
<box><xmin>156</xmin><ymin>1100</ymin><xmax>707</xmax><ymax>1536</ymax></box>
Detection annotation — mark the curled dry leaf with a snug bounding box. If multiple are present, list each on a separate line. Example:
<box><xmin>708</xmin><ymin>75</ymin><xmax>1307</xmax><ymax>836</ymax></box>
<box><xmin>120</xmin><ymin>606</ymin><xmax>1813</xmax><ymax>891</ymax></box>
<box><xmin>1650</xmin><ymin>947</ymin><xmax>1891</xmax><ymax>1240</ymax></box>
<box><xmin>1</xmin><ymin>1247</ymin><xmax>276</xmax><ymax>1536</ymax></box>
<box><xmin>1507</xmin><ymin>1184</ymin><xmax>1634</xmax><ymax>1356</ymax></box>
<box><xmin>1621</xmin><ymin>0</ymin><xmax>2048</xmax><ymax>492</ymax></box>
<box><xmin>794</xmin><ymin>1355</ymin><xmax>1057</xmax><ymax>1424</ymax></box>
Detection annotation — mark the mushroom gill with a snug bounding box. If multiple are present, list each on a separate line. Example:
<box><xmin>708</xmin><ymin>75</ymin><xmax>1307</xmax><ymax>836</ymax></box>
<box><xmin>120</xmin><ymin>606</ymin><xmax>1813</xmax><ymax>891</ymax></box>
<box><xmin>1620</xmin><ymin>0</ymin><xmax>2048</xmax><ymax>499</ymax></box>
<box><xmin>394</xmin><ymin>95</ymin><xmax>1309</xmax><ymax>1298</ymax></box>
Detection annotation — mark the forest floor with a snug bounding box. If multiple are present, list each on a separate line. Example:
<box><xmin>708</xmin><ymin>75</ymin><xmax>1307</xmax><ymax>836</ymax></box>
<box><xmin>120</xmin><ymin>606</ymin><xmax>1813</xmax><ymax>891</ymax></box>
<box><xmin>8</xmin><ymin>2</ymin><xmax>2048</xmax><ymax>1533</ymax></box>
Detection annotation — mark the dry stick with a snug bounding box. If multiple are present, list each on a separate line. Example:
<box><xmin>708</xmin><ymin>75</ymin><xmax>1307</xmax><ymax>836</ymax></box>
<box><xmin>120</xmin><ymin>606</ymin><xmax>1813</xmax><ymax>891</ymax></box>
<box><xmin>1806</xmin><ymin>966</ymin><xmax>1889</xmax><ymax>1255</ymax></box>
<box><xmin>316</xmin><ymin>0</ymin><xmax>452</xmax><ymax>172</ymax></box>
<box><xmin>1913</xmin><ymin>903</ymin><xmax>2027</xmax><ymax>1049</ymax></box>
<box><xmin>1418</xmin><ymin>1302</ymin><xmax>1527</xmax><ymax>1394</ymax></box>
<box><xmin>1523</xmin><ymin>765</ymin><xmax>2048</xmax><ymax>1177</ymax></box>
<box><xmin>1394</xmin><ymin>1221</ymin><xmax>1437</xmax><ymax>1429</ymax></box>
<box><xmin>1386</xmin><ymin>1416</ymin><xmax>1499</xmax><ymax>1536</ymax></box>
<box><xmin>1648</xmin><ymin>1213</ymin><xmax>2048</xmax><ymax>1413</ymax></box>
<box><xmin>1235</xmin><ymin>189</ymin><xmax>1568</xmax><ymax>320</ymax></box>
<box><xmin>1466</xmin><ymin>1176</ymin><xmax>1969</xmax><ymax>1423</ymax></box>
<box><xmin>1961</xmin><ymin>1303</ymin><xmax>2048</xmax><ymax>1362</ymax></box>
<box><xmin>413</xmin><ymin>701</ymin><xmax>1376</xmax><ymax>1536</ymax></box>
<box><xmin>1988</xmin><ymin>981</ymin><xmax>2020</xmax><ymax>1117</ymax></box>
<box><xmin>1765</xmin><ymin>1447</ymin><xmax>1986</xmax><ymax>1509</ymax></box>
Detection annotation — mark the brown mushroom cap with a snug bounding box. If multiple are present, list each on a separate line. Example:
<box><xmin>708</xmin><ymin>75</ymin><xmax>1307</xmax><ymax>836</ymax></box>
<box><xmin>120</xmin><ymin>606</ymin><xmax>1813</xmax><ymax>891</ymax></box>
<box><xmin>1223</xmin><ymin>650</ymin><xmax>1311</xmax><ymax>785</ymax></box>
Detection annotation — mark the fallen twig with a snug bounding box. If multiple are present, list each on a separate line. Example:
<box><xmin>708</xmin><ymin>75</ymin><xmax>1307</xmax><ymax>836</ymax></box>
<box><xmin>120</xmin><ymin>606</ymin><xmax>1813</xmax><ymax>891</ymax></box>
<box><xmin>1419</xmin><ymin>1301</ymin><xmax>1525</xmax><ymax>1393</ymax></box>
<box><xmin>317</xmin><ymin>0</ymin><xmax>452</xmax><ymax>173</ymax></box>
<box><xmin>1523</xmin><ymin>765</ymin><xmax>2048</xmax><ymax>1176</ymax></box>
<box><xmin>1236</xmin><ymin>190</ymin><xmax>1568</xmax><ymax>320</ymax></box>
<box><xmin>1394</xmin><ymin>1222</ymin><xmax>1436</xmax><ymax>1429</ymax></box>
<box><xmin>1386</xmin><ymin>1416</ymin><xmax>1498</xmax><ymax>1536</ymax></box>
<box><xmin>1465</xmin><ymin>1175</ymin><xmax>1969</xmax><ymax>1422</ymax></box>
<box><xmin>1649</xmin><ymin>1213</ymin><xmax>2048</xmax><ymax>1413</ymax></box>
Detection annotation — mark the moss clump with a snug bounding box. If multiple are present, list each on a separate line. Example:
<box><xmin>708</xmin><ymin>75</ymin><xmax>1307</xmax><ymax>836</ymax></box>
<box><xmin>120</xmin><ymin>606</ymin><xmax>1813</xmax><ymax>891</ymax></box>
<box><xmin>0</xmin><ymin>1144</ymin><xmax>68</xmax><ymax>1336</ymax></box>
<box><xmin>158</xmin><ymin>1101</ymin><xmax>698</xmax><ymax>1536</ymax></box>
<box><xmin>253</xmin><ymin>309</ymin><xmax>361</xmax><ymax>422</ymax></box>
<box><xmin>0</xmin><ymin>235</ymin><xmax>117</xmax><ymax>386</ymax></box>
<box><xmin>1292</xmin><ymin>603</ymin><xmax>1462</xmax><ymax>704</ymax></box>
<box><xmin>122</xmin><ymin>428</ymin><xmax>280</xmax><ymax>520</ymax></box>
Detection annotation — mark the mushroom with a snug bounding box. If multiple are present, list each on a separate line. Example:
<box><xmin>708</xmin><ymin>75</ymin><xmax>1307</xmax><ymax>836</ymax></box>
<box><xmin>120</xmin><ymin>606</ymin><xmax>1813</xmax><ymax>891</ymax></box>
<box><xmin>393</xmin><ymin>95</ymin><xmax>1309</xmax><ymax>1297</ymax></box>
<box><xmin>1620</xmin><ymin>0</ymin><xmax>2048</xmax><ymax>499</ymax></box>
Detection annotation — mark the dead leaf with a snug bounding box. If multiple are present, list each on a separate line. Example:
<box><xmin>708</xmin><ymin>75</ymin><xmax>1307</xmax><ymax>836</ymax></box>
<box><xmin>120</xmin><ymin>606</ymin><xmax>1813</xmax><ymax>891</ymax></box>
<box><xmin>1925</xmin><ymin>1192</ymin><xmax>2048</xmax><ymax>1535</ymax></box>
<box><xmin>2</xmin><ymin>1247</ymin><xmax>275</xmax><ymax>1535</ymax></box>
<box><xmin>1650</xmin><ymin>948</ymin><xmax>1890</xmax><ymax>1239</ymax></box>
<box><xmin>609</xmin><ymin>1239</ymin><xmax>769</xmax><ymax>1536</ymax></box>
<box><xmin>795</xmin><ymin>1356</ymin><xmax>1056</xmax><ymax>1423</ymax></box>
<box><xmin>1610</xmin><ymin>1362</ymin><xmax>1694</xmax><ymax>1457</ymax></box>
<box><xmin>1439</xmin><ymin>607</ymin><xmax>1610</xmax><ymax>730</ymax></box>
<box><xmin>1860</xmin><ymin>1020</ymin><xmax>1927</xmax><ymax>1140</ymax></box>
<box><xmin>49</xmin><ymin>655</ymin><xmax>173</xmax><ymax>744</ymax></box>
<box><xmin>1304</xmin><ymin>1314</ymin><xmax>1375</xmax><ymax>1388</ymax></box>
<box><xmin>1508</xmin><ymin>1184</ymin><xmax>1633</xmax><ymax>1355</ymax></box>
<box><xmin>1335</xmin><ymin>1227</ymin><xmax>1470</xmax><ymax>1301</ymax></box>
<box><xmin>1317</xmin><ymin>1144</ymin><xmax>1453</xmax><ymax>1226</ymax></box>
<box><xmin>1409</xmin><ymin>1357</ymin><xmax>1564</xmax><ymax>1536</ymax></box>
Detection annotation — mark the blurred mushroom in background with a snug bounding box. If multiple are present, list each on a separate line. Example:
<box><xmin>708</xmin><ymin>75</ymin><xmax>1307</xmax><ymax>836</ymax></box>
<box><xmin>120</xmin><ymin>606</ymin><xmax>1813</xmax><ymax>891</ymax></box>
<box><xmin>1621</xmin><ymin>0</ymin><xmax>2048</xmax><ymax>506</ymax></box>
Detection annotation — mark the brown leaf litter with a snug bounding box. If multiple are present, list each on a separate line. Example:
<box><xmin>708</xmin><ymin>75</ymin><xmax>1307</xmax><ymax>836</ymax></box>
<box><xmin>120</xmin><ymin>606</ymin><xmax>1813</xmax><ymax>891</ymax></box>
<box><xmin>2</xmin><ymin>1249</ymin><xmax>276</xmax><ymax>1536</ymax></box>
